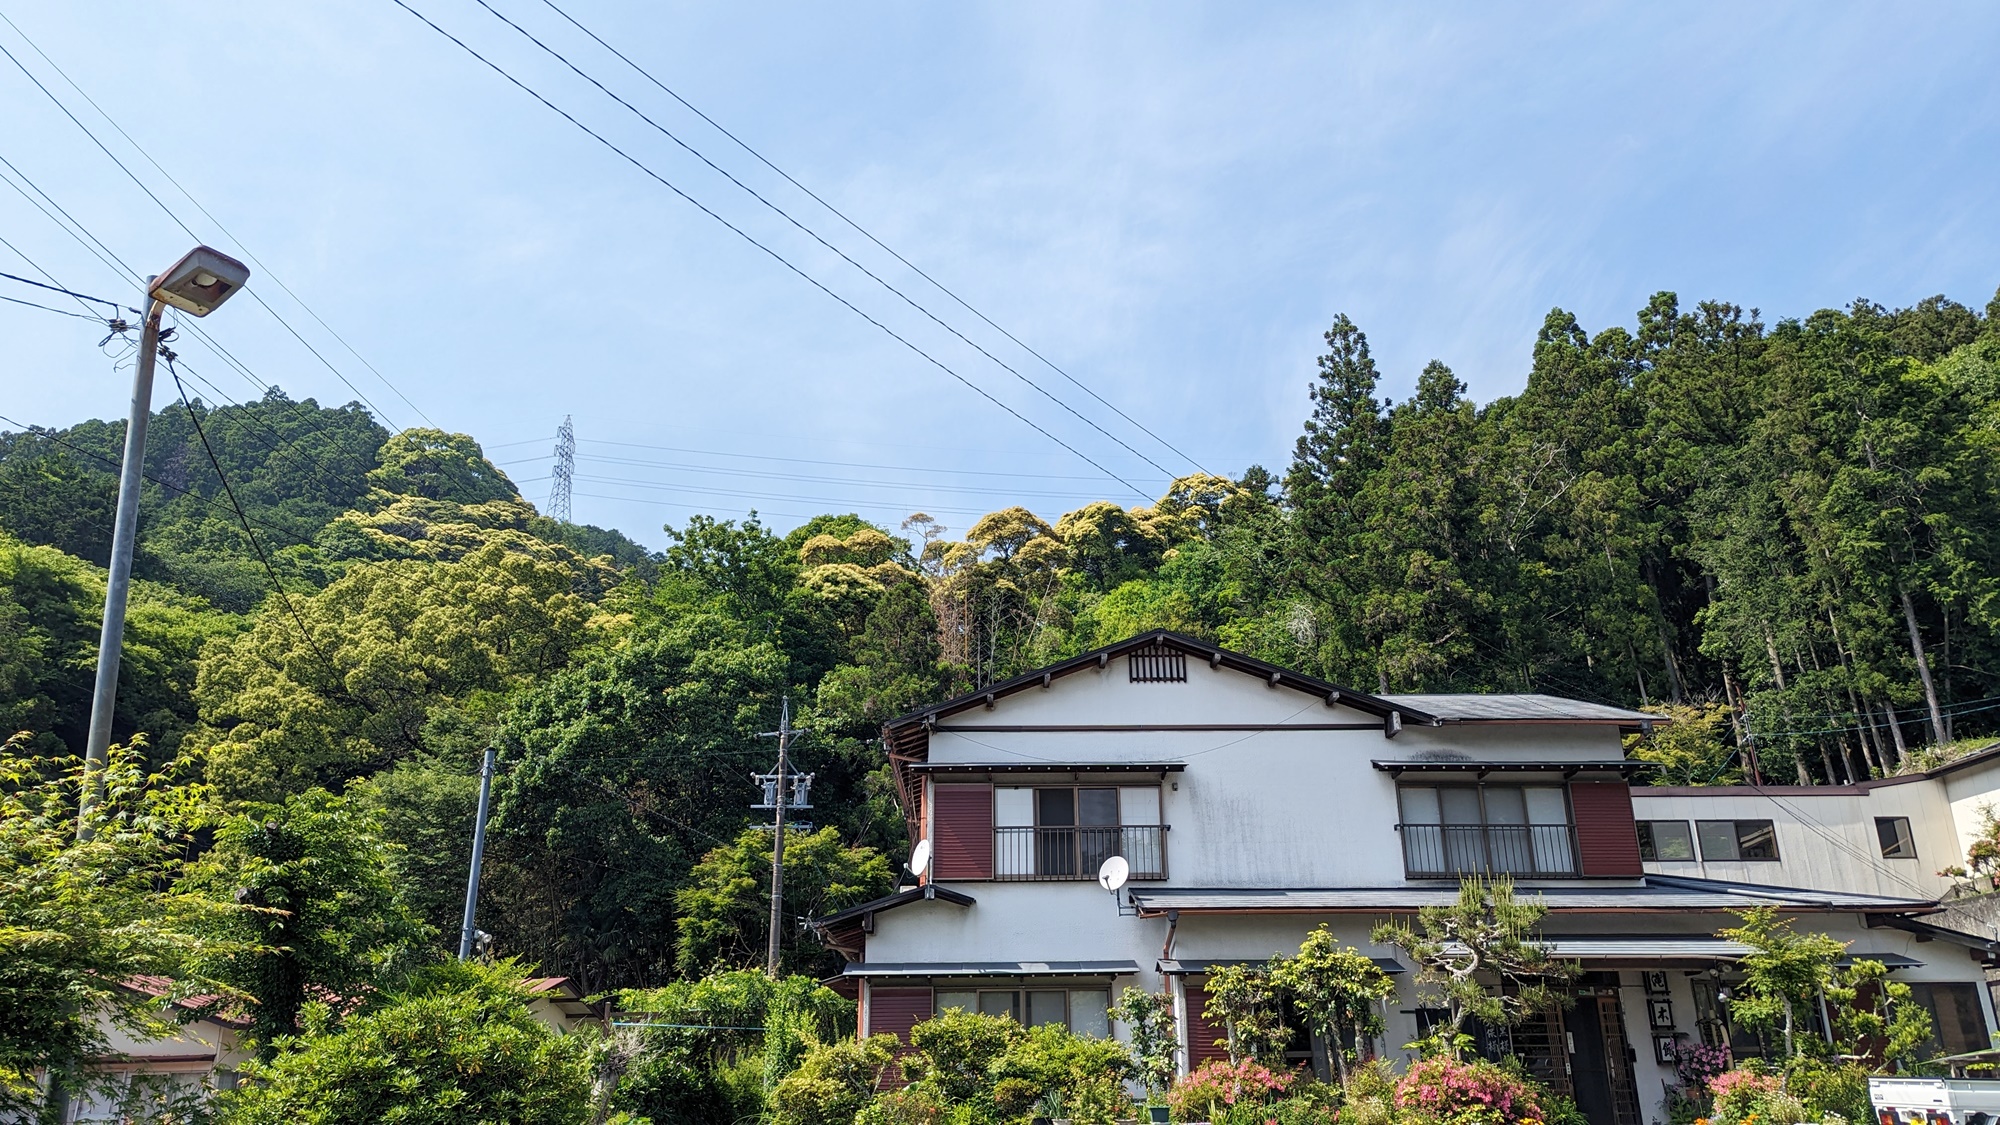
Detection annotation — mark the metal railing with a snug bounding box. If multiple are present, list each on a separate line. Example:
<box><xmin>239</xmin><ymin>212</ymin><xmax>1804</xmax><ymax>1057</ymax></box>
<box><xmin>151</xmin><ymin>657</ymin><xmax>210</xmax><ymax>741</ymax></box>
<box><xmin>1399</xmin><ymin>823</ymin><xmax>1578</xmax><ymax>878</ymax></box>
<box><xmin>993</xmin><ymin>825</ymin><xmax>1167</xmax><ymax>881</ymax></box>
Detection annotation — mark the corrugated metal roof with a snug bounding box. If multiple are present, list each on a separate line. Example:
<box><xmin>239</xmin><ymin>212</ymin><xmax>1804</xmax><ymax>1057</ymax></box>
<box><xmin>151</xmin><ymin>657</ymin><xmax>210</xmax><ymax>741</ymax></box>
<box><xmin>1372</xmin><ymin>759</ymin><xmax>1648</xmax><ymax>775</ymax></box>
<box><xmin>1159</xmin><ymin>957</ymin><xmax>1408</xmax><ymax>975</ymax></box>
<box><xmin>1379</xmin><ymin>693</ymin><xmax>1661</xmax><ymax>723</ymax></box>
<box><xmin>910</xmin><ymin>761</ymin><xmax>1188</xmax><ymax>774</ymax></box>
<box><xmin>842</xmin><ymin>960</ymin><xmax>1142</xmax><ymax>978</ymax></box>
<box><xmin>1128</xmin><ymin>875</ymin><xmax>1933</xmax><ymax>915</ymax></box>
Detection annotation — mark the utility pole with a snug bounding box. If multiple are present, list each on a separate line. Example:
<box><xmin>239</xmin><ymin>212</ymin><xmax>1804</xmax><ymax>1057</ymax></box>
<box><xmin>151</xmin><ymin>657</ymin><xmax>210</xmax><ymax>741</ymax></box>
<box><xmin>765</xmin><ymin>698</ymin><xmax>791</xmax><ymax>976</ymax></box>
<box><xmin>754</xmin><ymin>698</ymin><xmax>814</xmax><ymax>976</ymax></box>
<box><xmin>459</xmin><ymin>748</ymin><xmax>497</xmax><ymax>960</ymax></box>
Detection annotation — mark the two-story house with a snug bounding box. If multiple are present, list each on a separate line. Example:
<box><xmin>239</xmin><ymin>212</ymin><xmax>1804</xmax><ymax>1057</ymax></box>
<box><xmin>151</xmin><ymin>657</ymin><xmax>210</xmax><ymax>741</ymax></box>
<box><xmin>815</xmin><ymin>632</ymin><xmax>1999</xmax><ymax>1125</ymax></box>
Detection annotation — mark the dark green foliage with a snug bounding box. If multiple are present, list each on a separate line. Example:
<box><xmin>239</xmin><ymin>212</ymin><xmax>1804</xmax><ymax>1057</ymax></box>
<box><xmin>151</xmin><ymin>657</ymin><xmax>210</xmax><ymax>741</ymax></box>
<box><xmin>213</xmin><ymin>958</ymin><xmax>589</xmax><ymax>1125</ymax></box>
<box><xmin>674</xmin><ymin>826</ymin><xmax>893</xmax><ymax>977</ymax></box>
<box><xmin>177</xmin><ymin>788</ymin><xmax>430</xmax><ymax>1050</ymax></box>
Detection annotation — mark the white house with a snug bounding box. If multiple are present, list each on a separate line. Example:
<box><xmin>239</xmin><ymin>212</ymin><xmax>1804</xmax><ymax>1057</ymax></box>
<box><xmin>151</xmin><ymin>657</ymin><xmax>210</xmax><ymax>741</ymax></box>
<box><xmin>816</xmin><ymin>631</ymin><xmax>2000</xmax><ymax>1125</ymax></box>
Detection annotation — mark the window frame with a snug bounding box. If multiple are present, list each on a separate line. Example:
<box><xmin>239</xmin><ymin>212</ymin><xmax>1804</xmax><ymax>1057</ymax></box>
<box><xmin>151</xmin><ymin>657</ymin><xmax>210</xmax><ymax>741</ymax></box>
<box><xmin>992</xmin><ymin>784</ymin><xmax>1167</xmax><ymax>881</ymax></box>
<box><xmin>1695</xmin><ymin>819</ymin><xmax>1780</xmax><ymax>862</ymax></box>
<box><xmin>1636</xmin><ymin>819</ymin><xmax>1696</xmax><ymax>862</ymax></box>
<box><xmin>1395</xmin><ymin>781</ymin><xmax>1579</xmax><ymax>878</ymax></box>
<box><xmin>1875</xmin><ymin>816</ymin><xmax>1917</xmax><ymax>860</ymax></box>
<box><xmin>933</xmin><ymin>986</ymin><xmax>1113</xmax><ymax>1036</ymax></box>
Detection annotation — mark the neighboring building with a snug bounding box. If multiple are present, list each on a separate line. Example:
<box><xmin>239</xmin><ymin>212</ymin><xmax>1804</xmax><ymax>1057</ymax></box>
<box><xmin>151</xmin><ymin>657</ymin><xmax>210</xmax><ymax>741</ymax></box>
<box><xmin>1630</xmin><ymin>742</ymin><xmax>2000</xmax><ymax>1045</ymax></box>
<box><xmin>817</xmin><ymin>631</ymin><xmax>2000</xmax><ymax>1125</ymax></box>
<box><xmin>51</xmin><ymin>977</ymin><xmax>251</xmax><ymax>1124</ymax></box>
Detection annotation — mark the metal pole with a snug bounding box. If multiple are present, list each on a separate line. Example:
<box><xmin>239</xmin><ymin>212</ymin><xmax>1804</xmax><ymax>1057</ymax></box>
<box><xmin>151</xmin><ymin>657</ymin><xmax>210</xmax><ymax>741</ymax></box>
<box><xmin>459</xmin><ymin>748</ymin><xmax>497</xmax><ymax>960</ymax></box>
<box><xmin>79</xmin><ymin>296</ymin><xmax>164</xmax><ymax>836</ymax></box>
<box><xmin>767</xmin><ymin>696</ymin><xmax>789</xmax><ymax>976</ymax></box>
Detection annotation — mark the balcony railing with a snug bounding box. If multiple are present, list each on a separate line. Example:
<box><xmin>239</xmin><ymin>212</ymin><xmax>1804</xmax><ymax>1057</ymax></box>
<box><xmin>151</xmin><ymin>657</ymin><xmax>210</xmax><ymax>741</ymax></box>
<box><xmin>1399</xmin><ymin>823</ymin><xmax>1578</xmax><ymax>878</ymax></box>
<box><xmin>993</xmin><ymin>825</ymin><xmax>1167</xmax><ymax>881</ymax></box>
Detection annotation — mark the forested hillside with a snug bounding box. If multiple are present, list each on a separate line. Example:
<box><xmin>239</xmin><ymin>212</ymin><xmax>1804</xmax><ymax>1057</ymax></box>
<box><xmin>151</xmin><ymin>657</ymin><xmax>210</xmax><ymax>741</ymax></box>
<box><xmin>3</xmin><ymin>288</ymin><xmax>1998</xmax><ymax>995</ymax></box>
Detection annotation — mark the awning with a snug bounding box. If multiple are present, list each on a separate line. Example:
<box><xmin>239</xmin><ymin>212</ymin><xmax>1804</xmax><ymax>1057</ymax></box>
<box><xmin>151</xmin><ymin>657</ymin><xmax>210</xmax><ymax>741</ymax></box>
<box><xmin>1158</xmin><ymin>957</ymin><xmax>1406</xmax><ymax>975</ymax></box>
<box><xmin>1128</xmin><ymin>876</ymin><xmax>1937</xmax><ymax>917</ymax></box>
<box><xmin>842</xmin><ymin>960</ymin><xmax>1142</xmax><ymax>979</ymax></box>
<box><xmin>1372</xmin><ymin>760</ymin><xmax>1651</xmax><ymax>777</ymax></box>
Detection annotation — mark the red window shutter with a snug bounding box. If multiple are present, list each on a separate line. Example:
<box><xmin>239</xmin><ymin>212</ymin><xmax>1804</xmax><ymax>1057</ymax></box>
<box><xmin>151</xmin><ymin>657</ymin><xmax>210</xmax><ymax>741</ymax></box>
<box><xmin>1571</xmin><ymin>780</ymin><xmax>1643</xmax><ymax>876</ymax></box>
<box><xmin>931</xmin><ymin>784</ymin><xmax>993</xmax><ymax>880</ymax></box>
<box><xmin>868</xmin><ymin>986</ymin><xmax>933</xmax><ymax>1088</ymax></box>
<box><xmin>1185</xmin><ymin>978</ymin><xmax>1228</xmax><ymax>1067</ymax></box>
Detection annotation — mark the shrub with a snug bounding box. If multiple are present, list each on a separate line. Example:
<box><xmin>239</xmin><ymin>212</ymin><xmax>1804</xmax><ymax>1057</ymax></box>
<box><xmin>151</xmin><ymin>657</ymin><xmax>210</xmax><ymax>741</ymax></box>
<box><xmin>1705</xmin><ymin>1065</ymin><xmax>1810</xmax><ymax>1125</ymax></box>
<box><xmin>903</xmin><ymin>1010</ymin><xmax>1023</xmax><ymax>1104</ymax></box>
<box><xmin>991</xmin><ymin>1023</ymin><xmax>1135</xmax><ymax>1122</ymax></box>
<box><xmin>1167</xmin><ymin>1058</ymin><xmax>1295</xmax><ymax>1122</ymax></box>
<box><xmin>1786</xmin><ymin>1058</ymin><xmax>1871</xmax><ymax>1125</ymax></box>
<box><xmin>1392</xmin><ymin>1056</ymin><xmax>1544</xmax><ymax>1125</ymax></box>
<box><xmin>856</xmin><ymin>1087</ymin><xmax>948</xmax><ymax>1125</ymax></box>
<box><xmin>770</xmin><ymin>1034</ymin><xmax>899</xmax><ymax>1125</ymax></box>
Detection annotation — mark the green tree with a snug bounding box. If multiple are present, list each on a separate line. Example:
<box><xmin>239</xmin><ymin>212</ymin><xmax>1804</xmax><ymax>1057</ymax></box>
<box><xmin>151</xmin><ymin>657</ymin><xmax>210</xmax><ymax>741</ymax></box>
<box><xmin>214</xmin><ymin>959</ymin><xmax>588</xmax><ymax>1125</ymax></box>
<box><xmin>488</xmin><ymin>612</ymin><xmax>787</xmax><ymax>991</ymax></box>
<box><xmin>1825</xmin><ymin>957</ymin><xmax>1934</xmax><ymax>1072</ymax></box>
<box><xmin>195</xmin><ymin>541</ymin><xmax>602</xmax><ymax>801</ymax></box>
<box><xmin>1718</xmin><ymin>907</ymin><xmax>1846</xmax><ymax>1059</ymax></box>
<box><xmin>674</xmin><ymin>826</ymin><xmax>892</xmax><ymax>977</ymax></box>
<box><xmin>1108</xmin><ymin>988</ymin><xmax>1178</xmax><ymax>1102</ymax></box>
<box><xmin>1201</xmin><ymin>961</ymin><xmax>1289</xmax><ymax>1066</ymax></box>
<box><xmin>1270</xmin><ymin>925</ymin><xmax>1395</xmax><ymax>1082</ymax></box>
<box><xmin>365</xmin><ymin>428</ymin><xmax>518</xmax><ymax>504</ymax></box>
<box><xmin>0</xmin><ymin>733</ymin><xmax>235</xmax><ymax>1118</ymax></box>
<box><xmin>1372</xmin><ymin>877</ymin><xmax>1577</xmax><ymax>1057</ymax></box>
<box><xmin>1625</xmin><ymin>703</ymin><xmax>1739</xmax><ymax>785</ymax></box>
<box><xmin>178</xmin><ymin>788</ymin><xmax>428</xmax><ymax>1050</ymax></box>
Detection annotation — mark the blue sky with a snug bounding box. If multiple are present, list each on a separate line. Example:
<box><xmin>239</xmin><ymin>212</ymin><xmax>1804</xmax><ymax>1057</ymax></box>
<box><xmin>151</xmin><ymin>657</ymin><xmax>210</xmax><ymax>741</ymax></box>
<box><xmin>3</xmin><ymin>3</ymin><xmax>1995</xmax><ymax>548</ymax></box>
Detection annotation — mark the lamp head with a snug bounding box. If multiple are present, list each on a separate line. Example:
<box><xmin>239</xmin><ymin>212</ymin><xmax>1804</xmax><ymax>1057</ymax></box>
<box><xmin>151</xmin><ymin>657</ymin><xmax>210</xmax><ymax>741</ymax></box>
<box><xmin>150</xmin><ymin>245</ymin><xmax>250</xmax><ymax>317</ymax></box>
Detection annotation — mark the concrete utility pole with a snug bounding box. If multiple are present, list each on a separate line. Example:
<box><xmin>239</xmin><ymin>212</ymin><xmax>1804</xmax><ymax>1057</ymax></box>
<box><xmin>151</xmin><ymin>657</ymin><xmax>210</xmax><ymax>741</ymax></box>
<box><xmin>80</xmin><ymin>247</ymin><xmax>248</xmax><ymax>837</ymax></box>
<box><xmin>459</xmin><ymin>747</ymin><xmax>498</xmax><ymax>960</ymax></box>
<box><xmin>765</xmin><ymin>697</ymin><xmax>791</xmax><ymax>976</ymax></box>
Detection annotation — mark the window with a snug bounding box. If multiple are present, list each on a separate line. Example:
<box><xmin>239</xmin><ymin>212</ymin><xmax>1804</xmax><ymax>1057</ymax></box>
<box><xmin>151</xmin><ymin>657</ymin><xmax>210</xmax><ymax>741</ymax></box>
<box><xmin>1397</xmin><ymin>784</ymin><xmax>1576</xmax><ymax>876</ymax></box>
<box><xmin>936</xmin><ymin>988</ymin><xmax>1111</xmax><ymax>1036</ymax></box>
<box><xmin>1637</xmin><ymin>820</ymin><xmax>1695</xmax><ymax>861</ymax></box>
<box><xmin>1908</xmin><ymin>983</ymin><xmax>1989</xmax><ymax>1058</ymax></box>
<box><xmin>994</xmin><ymin>785</ymin><xmax>1165</xmax><ymax>880</ymax></box>
<box><xmin>1696</xmin><ymin>820</ymin><xmax>1779</xmax><ymax>861</ymax></box>
<box><xmin>1876</xmin><ymin>817</ymin><xmax>1917</xmax><ymax>859</ymax></box>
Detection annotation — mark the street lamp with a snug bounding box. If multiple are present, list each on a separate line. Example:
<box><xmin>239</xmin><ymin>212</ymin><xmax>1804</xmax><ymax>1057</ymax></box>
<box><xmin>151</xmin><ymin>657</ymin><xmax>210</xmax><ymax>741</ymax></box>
<box><xmin>78</xmin><ymin>245</ymin><xmax>249</xmax><ymax>832</ymax></box>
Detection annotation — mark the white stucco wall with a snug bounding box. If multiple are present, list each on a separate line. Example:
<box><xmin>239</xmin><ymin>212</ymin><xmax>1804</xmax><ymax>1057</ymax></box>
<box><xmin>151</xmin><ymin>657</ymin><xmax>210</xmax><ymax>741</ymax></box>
<box><xmin>926</xmin><ymin>655</ymin><xmax>1627</xmax><ymax>888</ymax></box>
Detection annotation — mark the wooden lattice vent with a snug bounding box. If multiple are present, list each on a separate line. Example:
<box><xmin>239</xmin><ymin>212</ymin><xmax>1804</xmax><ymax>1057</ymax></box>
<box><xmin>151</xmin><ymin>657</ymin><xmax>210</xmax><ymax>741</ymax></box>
<box><xmin>1128</xmin><ymin>643</ymin><xmax>1187</xmax><ymax>683</ymax></box>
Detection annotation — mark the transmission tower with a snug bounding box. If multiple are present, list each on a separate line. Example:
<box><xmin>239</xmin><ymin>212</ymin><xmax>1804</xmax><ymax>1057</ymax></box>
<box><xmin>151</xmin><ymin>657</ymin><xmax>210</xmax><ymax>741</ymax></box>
<box><xmin>548</xmin><ymin>415</ymin><xmax>574</xmax><ymax>523</ymax></box>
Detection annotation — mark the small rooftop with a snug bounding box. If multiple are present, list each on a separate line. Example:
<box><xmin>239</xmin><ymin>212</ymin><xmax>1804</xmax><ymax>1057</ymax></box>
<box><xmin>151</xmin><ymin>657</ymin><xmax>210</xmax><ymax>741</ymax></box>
<box><xmin>1379</xmin><ymin>693</ymin><xmax>1661</xmax><ymax>724</ymax></box>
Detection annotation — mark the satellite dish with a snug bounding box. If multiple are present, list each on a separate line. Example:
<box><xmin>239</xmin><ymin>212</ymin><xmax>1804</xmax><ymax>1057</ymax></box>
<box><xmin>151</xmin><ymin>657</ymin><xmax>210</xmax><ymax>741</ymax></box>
<box><xmin>1097</xmin><ymin>855</ymin><xmax>1130</xmax><ymax>892</ymax></box>
<box><xmin>909</xmin><ymin>839</ymin><xmax>933</xmax><ymax>878</ymax></box>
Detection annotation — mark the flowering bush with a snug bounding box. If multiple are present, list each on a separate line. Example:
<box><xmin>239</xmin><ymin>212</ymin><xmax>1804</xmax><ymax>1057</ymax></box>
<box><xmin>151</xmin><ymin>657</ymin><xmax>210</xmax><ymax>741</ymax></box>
<box><xmin>1701</xmin><ymin>1066</ymin><xmax>1812</xmax><ymax>1125</ymax></box>
<box><xmin>1392</xmin><ymin>1057</ymin><xmax>1545</xmax><ymax>1125</ymax></box>
<box><xmin>1167</xmin><ymin>1059</ymin><xmax>1296</xmax><ymax>1122</ymax></box>
<box><xmin>1676</xmin><ymin>1044</ymin><xmax>1732</xmax><ymax>1089</ymax></box>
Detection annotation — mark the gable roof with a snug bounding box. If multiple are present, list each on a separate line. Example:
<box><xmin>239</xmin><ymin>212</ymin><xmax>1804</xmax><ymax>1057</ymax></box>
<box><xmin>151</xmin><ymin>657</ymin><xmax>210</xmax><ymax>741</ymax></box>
<box><xmin>884</xmin><ymin>630</ymin><xmax>1423</xmax><ymax>732</ymax></box>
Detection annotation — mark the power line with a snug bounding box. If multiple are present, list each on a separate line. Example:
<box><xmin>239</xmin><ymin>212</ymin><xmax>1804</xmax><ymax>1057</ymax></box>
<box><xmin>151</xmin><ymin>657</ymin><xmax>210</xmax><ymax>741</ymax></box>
<box><xmin>530</xmin><ymin>0</ymin><xmax>1208</xmax><ymax>477</ymax></box>
<box><xmin>0</xmin><ymin>15</ymin><xmax>430</xmax><ymax>428</ymax></box>
<box><xmin>581</xmin><ymin>437</ymin><xmax>1168</xmax><ymax>484</ymax></box>
<box><xmin>0</xmin><ymin>288</ymin><xmax>102</xmax><ymax>320</ymax></box>
<box><xmin>0</xmin><ymin>269</ymin><xmax>135</xmax><ymax>313</ymax></box>
<box><xmin>571</xmin><ymin>452</ymin><xmax>1144</xmax><ymax>501</ymax></box>
<box><xmin>388</xmin><ymin>0</ymin><xmax>1150</xmax><ymax>501</ymax></box>
<box><xmin>467</xmin><ymin>0</ymin><xmax>1184</xmax><ymax>484</ymax></box>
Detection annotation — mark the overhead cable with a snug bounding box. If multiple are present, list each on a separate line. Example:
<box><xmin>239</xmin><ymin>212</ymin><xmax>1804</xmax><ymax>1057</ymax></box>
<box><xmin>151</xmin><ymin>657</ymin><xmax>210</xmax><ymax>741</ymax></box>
<box><xmin>0</xmin><ymin>27</ymin><xmax>415</xmax><ymax>429</ymax></box>
<box><xmin>533</xmin><ymin>0</ymin><xmax>1207</xmax><ymax>477</ymax></box>
<box><xmin>388</xmin><ymin>0</ymin><xmax>1150</xmax><ymax>501</ymax></box>
<box><xmin>467</xmin><ymin>0</ymin><xmax>1181</xmax><ymax>483</ymax></box>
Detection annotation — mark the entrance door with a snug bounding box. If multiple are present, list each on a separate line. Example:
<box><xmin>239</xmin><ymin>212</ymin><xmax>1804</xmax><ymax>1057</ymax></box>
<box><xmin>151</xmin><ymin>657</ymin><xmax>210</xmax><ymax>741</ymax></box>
<box><xmin>1565</xmin><ymin>986</ymin><xmax>1642</xmax><ymax>1125</ymax></box>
